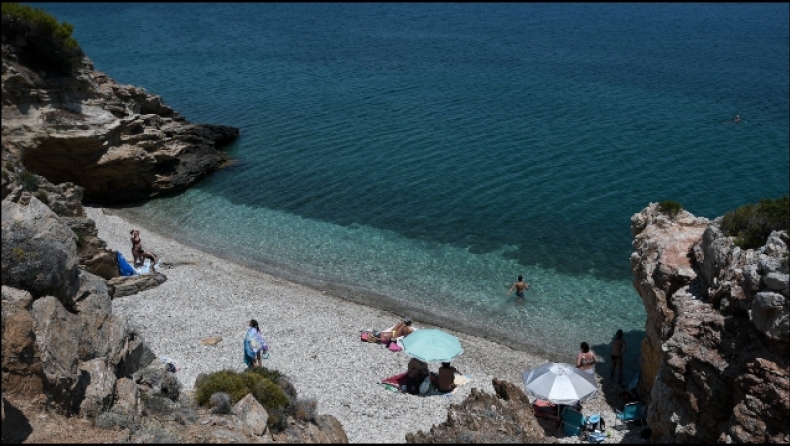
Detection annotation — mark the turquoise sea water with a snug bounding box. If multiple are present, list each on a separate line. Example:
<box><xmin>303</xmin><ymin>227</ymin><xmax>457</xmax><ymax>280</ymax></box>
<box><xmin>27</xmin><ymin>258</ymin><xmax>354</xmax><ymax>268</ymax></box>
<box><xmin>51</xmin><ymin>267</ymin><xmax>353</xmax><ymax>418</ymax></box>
<box><xmin>38</xmin><ymin>3</ymin><xmax>789</xmax><ymax>374</ymax></box>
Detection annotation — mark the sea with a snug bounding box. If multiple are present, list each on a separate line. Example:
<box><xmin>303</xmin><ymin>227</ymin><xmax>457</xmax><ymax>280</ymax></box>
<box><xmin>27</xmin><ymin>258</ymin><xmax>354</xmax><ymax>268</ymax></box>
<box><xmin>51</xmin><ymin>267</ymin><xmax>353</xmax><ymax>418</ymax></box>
<box><xmin>37</xmin><ymin>3</ymin><xmax>789</xmax><ymax>378</ymax></box>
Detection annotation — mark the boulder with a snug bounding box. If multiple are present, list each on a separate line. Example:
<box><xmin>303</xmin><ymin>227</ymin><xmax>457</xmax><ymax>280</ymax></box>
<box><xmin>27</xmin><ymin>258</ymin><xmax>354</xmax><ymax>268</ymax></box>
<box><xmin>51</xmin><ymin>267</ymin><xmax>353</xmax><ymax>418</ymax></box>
<box><xmin>76</xmin><ymin>358</ymin><xmax>117</xmax><ymax>419</ymax></box>
<box><xmin>110</xmin><ymin>377</ymin><xmax>139</xmax><ymax>417</ymax></box>
<box><xmin>30</xmin><ymin>296</ymin><xmax>82</xmax><ymax>414</ymax></box>
<box><xmin>751</xmin><ymin>292</ymin><xmax>789</xmax><ymax>343</ymax></box>
<box><xmin>231</xmin><ymin>393</ymin><xmax>269</xmax><ymax>436</ymax></box>
<box><xmin>1</xmin><ymin>198</ymin><xmax>80</xmax><ymax>304</ymax></box>
<box><xmin>106</xmin><ymin>273</ymin><xmax>168</xmax><ymax>298</ymax></box>
<box><xmin>1</xmin><ymin>286</ymin><xmax>43</xmax><ymax>398</ymax></box>
<box><xmin>405</xmin><ymin>384</ymin><xmax>543</xmax><ymax>443</ymax></box>
<box><xmin>132</xmin><ymin>362</ymin><xmax>181</xmax><ymax>402</ymax></box>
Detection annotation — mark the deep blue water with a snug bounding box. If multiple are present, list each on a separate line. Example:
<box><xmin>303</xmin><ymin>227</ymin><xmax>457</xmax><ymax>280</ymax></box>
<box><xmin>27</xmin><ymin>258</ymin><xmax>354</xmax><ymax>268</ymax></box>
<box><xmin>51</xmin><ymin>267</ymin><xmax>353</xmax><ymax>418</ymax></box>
<box><xmin>38</xmin><ymin>3</ymin><xmax>789</xmax><ymax>372</ymax></box>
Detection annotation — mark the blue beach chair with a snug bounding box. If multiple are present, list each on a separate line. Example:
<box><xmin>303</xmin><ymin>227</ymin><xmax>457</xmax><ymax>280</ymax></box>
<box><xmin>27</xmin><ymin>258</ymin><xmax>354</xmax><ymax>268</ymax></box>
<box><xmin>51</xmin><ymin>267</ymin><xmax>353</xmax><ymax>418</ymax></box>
<box><xmin>560</xmin><ymin>407</ymin><xmax>586</xmax><ymax>437</ymax></box>
<box><xmin>615</xmin><ymin>401</ymin><xmax>645</xmax><ymax>430</ymax></box>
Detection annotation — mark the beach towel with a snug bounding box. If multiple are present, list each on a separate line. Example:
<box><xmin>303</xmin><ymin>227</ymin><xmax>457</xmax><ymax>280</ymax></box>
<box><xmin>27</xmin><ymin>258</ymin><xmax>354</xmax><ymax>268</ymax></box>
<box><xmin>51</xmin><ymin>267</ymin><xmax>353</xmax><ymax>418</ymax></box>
<box><xmin>381</xmin><ymin>372</ymin><xmax>409</xmax><ymax>390</ymax></box>
<box><xmin>380</xmin><ymin>372</ymin><xmax>472</xmax><ymax>396</ymax></box>
<box><xmin>244</xmin><ymin>327</ymin><xmax>269</xmax><ymax>358</ymax></box>
<box><xmin>134</xmin><ymin>258</ymin><xmax>161</xmax><ymax>275</ymax></box>
<box><xmin>117</xmin><ymin>251</ymin><xmax>137</xmax><ymax>276</ymax></box>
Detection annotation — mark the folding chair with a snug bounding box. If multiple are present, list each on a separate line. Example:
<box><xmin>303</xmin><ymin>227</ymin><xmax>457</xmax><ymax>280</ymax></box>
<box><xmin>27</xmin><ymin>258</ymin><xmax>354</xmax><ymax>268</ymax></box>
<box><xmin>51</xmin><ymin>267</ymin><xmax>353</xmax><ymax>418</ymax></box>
<box><xmin>615</xmin><ymin>401</ymin><xmax>645</xmax><ymax>430</ymax></box>
<box><xmin>560</xmin><ymin>407</ymin><xmax>586</xmax><ymax>437</ymax></box>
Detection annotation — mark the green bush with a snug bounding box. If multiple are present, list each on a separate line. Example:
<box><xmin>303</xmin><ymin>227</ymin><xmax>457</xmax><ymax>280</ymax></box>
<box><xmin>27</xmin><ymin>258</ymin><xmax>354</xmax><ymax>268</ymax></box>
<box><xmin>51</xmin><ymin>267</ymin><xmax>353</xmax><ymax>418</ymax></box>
<box><xmin>1</xmin><ymin>3</ymin><xmax>83</xmax><ymax>75</ymax></box>
<box><xmin>194</xmin><ymin>369</ymin><xmax>289</xmax><ymax>418</ymax></box>
<box><xmin>657</xmin><ymin>200</ymin><xmax>682</xmax><ymax>218</ymax></box>
<box><xmin>34</xmin><ymin>190</ymin><xmax>49</xmax><ymax>205</ymax></box>
<box><xmin>18</xmin><ymin>169</ymin><xmax>38</xmax><ymax>191</ymax></box>
<box><xmin>720</xmin><ymin>196</ymin><xmax>789</xmax><ymax>250</ymax></box>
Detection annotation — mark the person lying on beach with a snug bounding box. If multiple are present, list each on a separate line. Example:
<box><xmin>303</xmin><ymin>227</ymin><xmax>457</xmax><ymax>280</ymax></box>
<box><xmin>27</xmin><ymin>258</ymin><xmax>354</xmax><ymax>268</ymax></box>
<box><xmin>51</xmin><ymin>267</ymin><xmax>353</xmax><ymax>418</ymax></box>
<box><xmin>391</xmin><ymin>317</ymin><xmax>415</xmax><ymax>338</ymax></box>
<box><xmin>376</xmin><ymin>317</ymin><xmax>415</xmax><ymax>345</ymax></box>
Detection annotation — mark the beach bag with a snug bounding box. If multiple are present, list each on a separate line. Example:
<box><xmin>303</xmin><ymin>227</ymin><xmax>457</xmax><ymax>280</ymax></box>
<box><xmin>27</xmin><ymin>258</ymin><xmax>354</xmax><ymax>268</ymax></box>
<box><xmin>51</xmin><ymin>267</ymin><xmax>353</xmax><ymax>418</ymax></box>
<box><xmin>388</xmin><ymin>341</ymin><xmax>402</xmax><ymax>352</ymax></box>
<box><xmin>587</xmin><ymin>431</ymin><xmax>606</xmax><ymax>443</ymax></box>
<box><xmin>419</xmin><ymin>376</ymin><xmax>432</xmax><ymax>395</ymax></box>
<box><xmin>116</xmin><ymin>251</ymin><xmax>137</xmax><ymax>276</ymax></box>
<box><xmin>532</xmin><ymin>399</ymin><xmax>556</xmax><ymax>419</ymax></box>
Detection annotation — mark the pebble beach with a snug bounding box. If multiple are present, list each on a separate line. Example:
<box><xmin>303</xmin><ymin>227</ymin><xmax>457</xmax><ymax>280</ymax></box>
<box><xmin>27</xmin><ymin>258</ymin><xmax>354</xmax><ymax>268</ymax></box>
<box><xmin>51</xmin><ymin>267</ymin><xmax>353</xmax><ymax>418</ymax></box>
<box><xmin>86</xmin><ymin>205</ymin><xmax>646</xmax><ymax>444</ymax></box>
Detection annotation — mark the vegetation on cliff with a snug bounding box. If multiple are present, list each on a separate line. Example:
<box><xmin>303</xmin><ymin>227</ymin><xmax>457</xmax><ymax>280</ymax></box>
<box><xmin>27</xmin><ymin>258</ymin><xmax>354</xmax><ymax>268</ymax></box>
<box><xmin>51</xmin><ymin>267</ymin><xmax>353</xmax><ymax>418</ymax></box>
<box><xmin>721</xmin><ymin>195</ymin><xmax>789</xmax><ymax>250</ymax></box>
<box><xmin>658</xmin><ymin>200</ymin><xmax>683</xmax><ymax>218</ymax></box>
<box><xmin>1</xmin><ymin>2</ymin><xmax>83</xmax><ymax>75</ymax></box>
<box><xmin>194</xmin><ymin>367</ymin><xmax>319</xmax><ymax>431</ymax></box>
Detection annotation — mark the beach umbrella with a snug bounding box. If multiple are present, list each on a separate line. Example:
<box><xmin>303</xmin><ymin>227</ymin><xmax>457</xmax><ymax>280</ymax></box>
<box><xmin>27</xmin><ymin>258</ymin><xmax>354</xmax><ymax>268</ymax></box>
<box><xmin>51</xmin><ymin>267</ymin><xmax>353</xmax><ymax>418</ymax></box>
<box><xmin>521</xmin><ymin>362</ymin><xmax>598</xmax><ymax>405</ymax></box>
<box><xmin>401</xmin><ymin>329</ymin><xmax>463</xmax><ymax>363</ymax></box>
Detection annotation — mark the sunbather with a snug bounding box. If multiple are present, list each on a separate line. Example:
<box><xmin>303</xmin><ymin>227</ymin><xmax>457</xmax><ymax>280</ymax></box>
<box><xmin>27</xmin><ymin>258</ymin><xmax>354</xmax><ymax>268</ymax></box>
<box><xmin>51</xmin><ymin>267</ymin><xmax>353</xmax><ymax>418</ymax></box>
<box><xmin>392</xmin><ymin>317</ymin><xmax>415</xmax><ymax>338</ymax></box>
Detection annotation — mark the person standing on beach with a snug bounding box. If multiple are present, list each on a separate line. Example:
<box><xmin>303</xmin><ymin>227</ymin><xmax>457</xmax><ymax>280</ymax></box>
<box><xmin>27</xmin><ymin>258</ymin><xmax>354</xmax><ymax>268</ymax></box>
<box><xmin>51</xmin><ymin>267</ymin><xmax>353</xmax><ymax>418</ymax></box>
<box><xmin>507</xmin><ymin>275</ymin><xmax>530</xmax><ymax>299</ymax></box>
<box><xmin>610</xmin><ymin>329</ymin><xmax>626</xmax><ymax>384</ymax></box>
<box><xmin>130</xmin><ymin>229</ymin><xmax>158</xmax><ymax>273</ymax></box>
<box><xmin>243</xmin><ymin>319</ymin><xmax>269</xmax><ymax>368</ymax></box>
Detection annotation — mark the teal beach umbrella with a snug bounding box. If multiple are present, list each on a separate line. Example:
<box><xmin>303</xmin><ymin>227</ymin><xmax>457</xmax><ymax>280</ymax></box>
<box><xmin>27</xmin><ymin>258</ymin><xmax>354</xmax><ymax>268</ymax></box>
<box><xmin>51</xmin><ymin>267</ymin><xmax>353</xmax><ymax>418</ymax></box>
<box><xmin>401</xmin><ymin>329</ymin><xmax>463</xmax><ymax>363</ymax></box>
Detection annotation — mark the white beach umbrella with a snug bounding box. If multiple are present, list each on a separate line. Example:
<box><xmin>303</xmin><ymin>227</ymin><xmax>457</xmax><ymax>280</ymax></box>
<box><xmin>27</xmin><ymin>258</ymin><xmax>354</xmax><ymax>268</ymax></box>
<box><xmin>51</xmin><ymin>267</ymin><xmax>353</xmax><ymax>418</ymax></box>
<box><xmin>521</xmin><ymin>362</ymin><xmax>598</xmax><ymax>405</ymax></box>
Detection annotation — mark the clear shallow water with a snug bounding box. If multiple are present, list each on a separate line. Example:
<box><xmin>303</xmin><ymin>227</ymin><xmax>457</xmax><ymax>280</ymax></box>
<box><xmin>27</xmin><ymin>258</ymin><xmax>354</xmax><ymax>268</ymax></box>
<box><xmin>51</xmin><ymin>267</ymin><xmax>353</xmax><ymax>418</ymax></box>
<box><xmin>40</xmin><ymin>3</ymin><xmax>789</xmax><ymax>372</ymax></box>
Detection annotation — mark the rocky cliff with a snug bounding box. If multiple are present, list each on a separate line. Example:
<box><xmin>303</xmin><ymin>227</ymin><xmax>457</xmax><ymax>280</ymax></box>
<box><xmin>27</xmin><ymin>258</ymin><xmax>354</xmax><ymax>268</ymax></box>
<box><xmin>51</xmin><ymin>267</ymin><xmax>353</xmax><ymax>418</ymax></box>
<box><xmin>2</xmin><ymin>38</ymin><xmax>238</xmax><ymax>204</ymax></box>
<box><xmin>2</xmin><ymin>14</ymin><xmax>348</xmax><ymax>442</ymax></box>
<box><xmin>631</xmin><ymin>203</ymin><xmax>789</xmax><ymax>443</ymax></box>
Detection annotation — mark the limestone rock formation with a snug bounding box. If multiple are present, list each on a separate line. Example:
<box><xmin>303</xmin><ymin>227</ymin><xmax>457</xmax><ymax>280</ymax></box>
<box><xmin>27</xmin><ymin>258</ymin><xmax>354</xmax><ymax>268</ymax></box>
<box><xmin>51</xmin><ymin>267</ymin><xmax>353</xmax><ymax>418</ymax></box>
<box><xmin>2</xmin><ymin>198</ymin><xmax>81</xmax><ymax>304</ymax></box>
<box><xmin>2</xmin><ymin>40</ymin><xmax>239</xmax><ymax>204</ymax></box>
<box><xmin>1</xmin><ymin>12</ymin><xmax>349</xmax><ymax>442</ymax></box>
<box><xmin>2</xmin><ymin>153</ymin><xmax>119</xmax><ymax>280</ymax></box>
<box><xmin>405</xmin><ymin>379</ymin><xmax>545</xmax><ymax>443</ymax></box>
<box><xmin>631</xmin><ymin>202</ymin><xmax>789</xmax><ymax>443</ymax></box>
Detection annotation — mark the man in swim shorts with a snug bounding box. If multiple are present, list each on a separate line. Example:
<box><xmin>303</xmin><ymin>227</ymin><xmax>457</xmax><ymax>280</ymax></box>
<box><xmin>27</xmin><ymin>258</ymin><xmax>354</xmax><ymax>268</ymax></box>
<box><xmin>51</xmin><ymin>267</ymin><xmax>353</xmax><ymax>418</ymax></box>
<box><xmin>507</xmin><ymin>275</ymin><xmax>530</xmax><ymax>299</ymax></box>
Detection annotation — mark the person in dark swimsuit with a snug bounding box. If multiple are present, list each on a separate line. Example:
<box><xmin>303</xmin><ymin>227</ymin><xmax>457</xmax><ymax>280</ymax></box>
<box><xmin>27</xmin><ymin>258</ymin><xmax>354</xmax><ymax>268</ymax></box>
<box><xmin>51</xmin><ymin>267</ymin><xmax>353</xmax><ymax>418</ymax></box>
<box><xmin>130</xmin><ymin>229</ymin><xmax>143</xmax><ymax>265</ymax></box>
<box><xmin>610</xmin><ymin>329</ymin><xmax>626</xmax><ymax>384</ymax></box>
<box><xmin>507</xmin><ymin>275</ymin><xmax>530</xmax><ymax>299</ymax></box>
<box><xmin>130</xmin><ymin>229</ymin><xmax>158</xmax><ymax>273</ymax></box>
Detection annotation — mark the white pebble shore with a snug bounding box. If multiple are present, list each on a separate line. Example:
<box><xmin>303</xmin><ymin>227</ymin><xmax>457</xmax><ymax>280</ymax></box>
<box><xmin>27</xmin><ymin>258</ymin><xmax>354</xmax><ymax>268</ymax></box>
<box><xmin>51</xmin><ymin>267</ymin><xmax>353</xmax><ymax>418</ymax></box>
<box><xmin>86</xmin><ymin>205</ymin><xmax>643</xmax><ymax>444</ymax></box>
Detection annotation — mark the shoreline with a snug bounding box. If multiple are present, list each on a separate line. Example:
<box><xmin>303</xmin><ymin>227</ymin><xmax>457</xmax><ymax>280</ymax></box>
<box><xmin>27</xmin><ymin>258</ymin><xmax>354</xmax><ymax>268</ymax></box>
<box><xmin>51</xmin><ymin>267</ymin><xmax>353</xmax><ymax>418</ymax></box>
<box><xmin>104</xmin><ymin>205</ymin><xmax>571</xmax><ymax>363</ymax></box>
<box><xmin>86</xmin><ymin>204</ymin><xmax>634</xmax><ymax>443</ymax></box>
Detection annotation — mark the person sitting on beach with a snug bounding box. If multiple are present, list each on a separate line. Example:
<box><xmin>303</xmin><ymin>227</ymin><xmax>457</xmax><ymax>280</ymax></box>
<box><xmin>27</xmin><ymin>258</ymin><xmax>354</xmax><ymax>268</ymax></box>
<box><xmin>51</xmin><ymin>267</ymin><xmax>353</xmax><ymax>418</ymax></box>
<box><xmin>406</xmin><ymin>357</ymin><xmax>429</xmax><ymax>395</ymax></box>
<box><xmin>576</xmin><ymin>342</ymin><xmax>597</xmax><ymax>375</ymax></box>
<box><xmin>130</xmin><ymin>229</ymin><xmax>158</xmax><ymax>273</ymax></box>
<box><xmin>437</xmin><ymin>361</ymin><xmax>460</xmax><ymax>393</ymax></box>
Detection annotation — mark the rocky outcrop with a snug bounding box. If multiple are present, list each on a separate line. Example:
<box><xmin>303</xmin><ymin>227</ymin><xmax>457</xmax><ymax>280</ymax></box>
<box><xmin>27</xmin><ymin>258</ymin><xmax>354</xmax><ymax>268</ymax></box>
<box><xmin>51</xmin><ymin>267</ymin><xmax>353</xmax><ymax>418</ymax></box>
<box><xmin>2</xmin><ymin>152</ymin><xmax>119</xmax><ymax>280</ymax></box>
<box><xmin>1</xmin><ymin>13</ymin><xmax>350</xmax><ymax>442</ymax></box>
<box><xmin>631</xmin><ymin>202</ymin><xmax>789</xmax><ymax>443</ymax></box>
<box><xmin>2</xmin><ymin>40</ymin><xmax>239</xmax><ymax>204</ymax></box>
<box><xmin>405</xmin><ymin>379</ymin><xmax>545</xmax><ymax>443</ymax></box>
